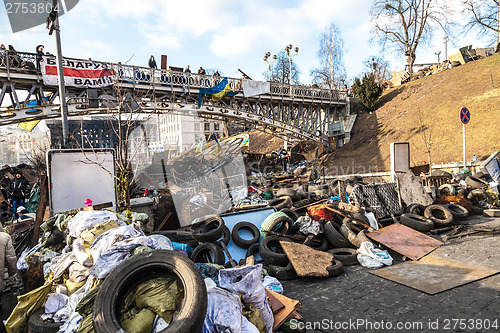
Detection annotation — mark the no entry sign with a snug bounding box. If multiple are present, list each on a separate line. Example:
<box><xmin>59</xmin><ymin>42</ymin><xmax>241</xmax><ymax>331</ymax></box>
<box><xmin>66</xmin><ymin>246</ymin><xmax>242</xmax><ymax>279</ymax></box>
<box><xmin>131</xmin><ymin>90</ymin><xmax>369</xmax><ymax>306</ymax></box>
<box><xmin>460</xmin><ymin>107</ymin><xmax>470</xmax><ymax>124</ymax></box>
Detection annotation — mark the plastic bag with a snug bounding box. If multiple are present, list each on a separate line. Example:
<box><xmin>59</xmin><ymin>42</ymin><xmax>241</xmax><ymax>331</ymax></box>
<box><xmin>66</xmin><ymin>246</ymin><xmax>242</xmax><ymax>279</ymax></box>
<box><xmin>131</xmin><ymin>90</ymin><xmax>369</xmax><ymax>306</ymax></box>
<box><xmin>201</xmin><ymin>286</ymin><xmax>243</xmax><ymax>333</ymax></box>
<box><xmin>45</xmin><ymin>293</ymin><xmax>69</xmax><ymax>314</ymax></box>
<box><xmin>262</xmin><ymin>276</ymin><xmax>283</xmax><ymax>294</ymax></box>
<box><xmin>219</xmin><ymin>264</ymin><xmax>273</xmax><ymax>333</ymax></box>
<box><xmin>365</xmin><ymin>212</ymin><xmax>379</xmax><ymax>230</ymax></box>
<box><xmin>295</xmin><ymin>216</ymin><xmax>322</xmax><ymax>235</ymax></box>
<box><xmin>357</xmin><ymin>242</ymin><xmax>393</xmax><ymax>268</ymax></box>
<box><xmin>88</xmin><ymin>245</ymin><xmax>133</xmax><ymax>279</ymax></box>
<box><xmin>67</xmin><ymin>210</ymin><xmax>122</xmax><ymax>238</ymax></box>
<box><xmin>148</xmin><ymin>234</ymin><xmax>174</xmax><ymax>250</ymax></box>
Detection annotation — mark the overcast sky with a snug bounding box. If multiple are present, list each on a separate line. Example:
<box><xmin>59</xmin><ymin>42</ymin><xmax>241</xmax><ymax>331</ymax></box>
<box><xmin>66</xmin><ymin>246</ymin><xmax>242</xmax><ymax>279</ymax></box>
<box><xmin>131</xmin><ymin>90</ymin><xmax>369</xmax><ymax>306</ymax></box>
<box><xmin>0</xmin><ymin>0</ymin><xmax>493</xmax><ymax>84</ymax></box>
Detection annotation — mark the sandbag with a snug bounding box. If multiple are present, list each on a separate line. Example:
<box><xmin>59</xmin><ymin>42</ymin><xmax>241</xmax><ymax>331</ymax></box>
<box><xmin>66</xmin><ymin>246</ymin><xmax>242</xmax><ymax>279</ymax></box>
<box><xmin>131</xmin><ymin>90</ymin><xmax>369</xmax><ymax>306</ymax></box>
<box><xmin>219</xmin><ymin>264</ymin><xmax>273</xmax><ymax>333</ymax></box>
<box><xmin>5</xmin><ymin>282</ymin><xmax>53</xmax><ymax>333</ymax></box>
<box><xmin>202</xmin><ymin>285</ymin><xmax>244</xmax><ymax>333</ymax></box>
<box><xmin>120</xmin><ymin>307</ymin><xmax>156</xmax><ymax>333</ymax></box>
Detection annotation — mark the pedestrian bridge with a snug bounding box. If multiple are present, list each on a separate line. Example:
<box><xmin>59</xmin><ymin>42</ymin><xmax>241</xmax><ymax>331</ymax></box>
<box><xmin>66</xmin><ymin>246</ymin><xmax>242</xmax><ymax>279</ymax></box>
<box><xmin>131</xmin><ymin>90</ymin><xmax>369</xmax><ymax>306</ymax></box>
<box><xmin>0</xmin><ymin>50</ymin><xmax>350</xmax><ymax>145</ymax></box>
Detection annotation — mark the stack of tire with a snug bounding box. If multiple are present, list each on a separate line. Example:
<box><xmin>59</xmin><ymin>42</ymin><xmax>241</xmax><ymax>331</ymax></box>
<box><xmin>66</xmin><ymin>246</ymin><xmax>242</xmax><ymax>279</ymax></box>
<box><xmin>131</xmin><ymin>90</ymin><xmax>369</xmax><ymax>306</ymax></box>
<box><xmin>400</xmin><ymin>202</ymin><xmax>469</xmax><ymax>232</ymax></box>
<box><xmin>464</xmin><ymin>171</ymin><xmax>497</xmax><ymax>215</ymax></box>
<box><xmin>189</xmin><ymin>216</ymin><xmax>228</xmax><ymax>266</ymax></box>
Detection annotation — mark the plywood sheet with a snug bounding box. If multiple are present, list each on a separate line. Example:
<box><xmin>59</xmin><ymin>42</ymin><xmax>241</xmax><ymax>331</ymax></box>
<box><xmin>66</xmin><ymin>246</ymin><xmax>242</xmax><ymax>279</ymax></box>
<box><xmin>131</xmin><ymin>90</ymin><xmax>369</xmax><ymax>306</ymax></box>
<box><xmin>371</xmin><ymin>255</ymin><xmax>500</xmax><ymax>294</ymax></box>
<box><xmin>280</xmin><ymin>241</ymin><xmax>333</xmax><ymax>277</ymax></box>
<box><xmin>267</xmin><ymin>289</ymin><xmax>301</xmax><ymax>330</ymax></box>
<box><xmin>367</xmin><ymin>223</ymin><xmax>443</xmax><ymax>260</ymax></box>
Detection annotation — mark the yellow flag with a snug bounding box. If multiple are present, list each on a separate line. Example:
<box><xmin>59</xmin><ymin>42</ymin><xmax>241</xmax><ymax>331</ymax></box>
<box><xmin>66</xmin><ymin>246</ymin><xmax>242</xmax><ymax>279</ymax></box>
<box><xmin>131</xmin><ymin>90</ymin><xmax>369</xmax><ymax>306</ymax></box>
<box><xmin>18</xmin><ymin>120</ymin><xmax>40</xmax><ymax>132</ymax></box>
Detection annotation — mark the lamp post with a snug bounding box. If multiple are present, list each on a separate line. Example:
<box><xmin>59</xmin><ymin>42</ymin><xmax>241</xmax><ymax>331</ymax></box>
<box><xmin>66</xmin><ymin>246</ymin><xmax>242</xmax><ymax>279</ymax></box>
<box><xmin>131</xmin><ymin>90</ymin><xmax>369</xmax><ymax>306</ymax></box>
<box><xmin>435</xmin><ymin>51</ymin><xmax>441</xmax><ymax>65</ymax></box>
<box><xmin>285</xmin><ymin>44</ymin><xmax>299</xmax><ymax>86</ymax></box>
<box><xmin>263</xmin><ymin>52</ymin><xmax>277</xmax><ymax>82</ymax></box>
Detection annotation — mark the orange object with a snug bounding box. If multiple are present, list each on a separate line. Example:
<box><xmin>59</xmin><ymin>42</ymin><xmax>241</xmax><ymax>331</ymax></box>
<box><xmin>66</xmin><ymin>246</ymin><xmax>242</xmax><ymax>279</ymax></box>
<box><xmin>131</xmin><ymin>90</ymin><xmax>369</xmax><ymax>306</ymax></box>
<box><xmin>307</xmin><ymin>204</ymin><xmax>334</xmax><ymax>221</ymax></box>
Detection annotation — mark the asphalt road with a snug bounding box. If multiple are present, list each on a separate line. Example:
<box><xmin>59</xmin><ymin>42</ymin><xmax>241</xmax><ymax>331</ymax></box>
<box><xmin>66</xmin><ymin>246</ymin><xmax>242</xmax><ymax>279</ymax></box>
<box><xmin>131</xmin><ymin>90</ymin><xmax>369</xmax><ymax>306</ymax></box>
<box><xmin>282</xmin><ymin>216</ymin><xmax>500</xmax><ymax>333</ymax></box>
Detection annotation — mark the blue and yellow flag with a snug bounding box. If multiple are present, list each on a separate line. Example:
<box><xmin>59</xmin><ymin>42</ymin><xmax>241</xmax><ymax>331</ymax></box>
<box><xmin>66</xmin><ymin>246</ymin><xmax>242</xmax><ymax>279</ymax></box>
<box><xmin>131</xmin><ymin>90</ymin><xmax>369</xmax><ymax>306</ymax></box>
<box><xmin>211</xmin><ymin>78</ymin><xmax>232</xmax><ymax>102</ymax></box>
<box><xmin>195</xmin><ymin>140</ymin><xmax>204</xmax><ymax>153</ymax></box>
<box><xmin>241</xmin><ymin>138</ymin><xmax>249</xmax><ymax>147</ymax></box>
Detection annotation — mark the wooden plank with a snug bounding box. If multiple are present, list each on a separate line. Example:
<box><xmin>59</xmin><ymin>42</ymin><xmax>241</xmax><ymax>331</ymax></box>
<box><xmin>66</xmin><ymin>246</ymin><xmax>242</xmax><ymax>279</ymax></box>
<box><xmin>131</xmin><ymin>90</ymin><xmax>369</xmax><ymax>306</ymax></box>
<box><xmin>267</xmin><ymin>289</ymin><xmax>301</xmax><ymax>331</ymax></box>
<box><xmin>280</xmin><ymin>241</ymin><xmax>333</xmax><ymax>277</ymax></box>
<box><xmin>31</xmin><ymin>176</ymin><xmax>48</xmax><ymax>248</ymax></box>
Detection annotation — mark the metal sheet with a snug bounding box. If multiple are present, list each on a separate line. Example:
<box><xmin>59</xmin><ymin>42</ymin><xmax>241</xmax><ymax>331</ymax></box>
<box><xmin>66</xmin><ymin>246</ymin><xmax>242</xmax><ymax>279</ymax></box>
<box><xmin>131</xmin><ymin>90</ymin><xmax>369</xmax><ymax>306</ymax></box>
<box><xmin>371</xmin><ymin>255</ymin><xmax>500</xmax><ymax>294</ymax></box>
<box><xmin>367</xmin><ymin>223</ymin><xmax>443</xmax><ymax>260</ymax></box>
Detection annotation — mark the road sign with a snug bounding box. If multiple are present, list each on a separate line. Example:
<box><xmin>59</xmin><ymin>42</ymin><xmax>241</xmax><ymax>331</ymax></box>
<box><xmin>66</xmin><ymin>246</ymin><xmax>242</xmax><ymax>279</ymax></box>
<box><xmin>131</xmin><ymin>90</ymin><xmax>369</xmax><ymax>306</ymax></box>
<box><xmin>460</xmin><ymin>107</ymin><xmax>470</xmax><ymax>124</ymax></box>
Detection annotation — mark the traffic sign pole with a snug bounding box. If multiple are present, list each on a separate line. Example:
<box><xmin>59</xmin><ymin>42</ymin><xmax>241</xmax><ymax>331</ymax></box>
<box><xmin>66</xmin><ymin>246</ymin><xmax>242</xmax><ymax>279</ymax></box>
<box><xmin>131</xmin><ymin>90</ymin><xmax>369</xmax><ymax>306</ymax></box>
<box><xmin>463</xmin><ymin>123</ymin><xmax>466</xmax><ymax>168</ymax></box>
<box><xmin>459</xmin><ymin>107</ymin><xmax>470</xmax><ymax>169</ymax></box>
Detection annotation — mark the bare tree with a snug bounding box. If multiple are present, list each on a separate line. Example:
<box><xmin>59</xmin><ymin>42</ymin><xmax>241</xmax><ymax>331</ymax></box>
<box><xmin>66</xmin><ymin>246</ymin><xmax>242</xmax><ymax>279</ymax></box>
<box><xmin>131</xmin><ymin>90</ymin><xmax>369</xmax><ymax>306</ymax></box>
<box><xmin>364</xmin><ymin>56</ymin><xmax>392</xmax><ymax>85</ymax></box>
<box><xmin>463</xmin><ymin>0</ymin><xmax>500</xmax><ymax>46</ymax></box>
<box><xmin>371</xmin><ymin>0</ymin><xmax>451</xmax><ymax>73</ymax></box>
<box><xmin>311</xmin><ymin>23</ymin><xmax>346</xmax><ymax>89</ymax></box>
<box><xmin>265</xmin><ymin>51</ymin><xmax>301</xmax><ymax>84</ymax></box>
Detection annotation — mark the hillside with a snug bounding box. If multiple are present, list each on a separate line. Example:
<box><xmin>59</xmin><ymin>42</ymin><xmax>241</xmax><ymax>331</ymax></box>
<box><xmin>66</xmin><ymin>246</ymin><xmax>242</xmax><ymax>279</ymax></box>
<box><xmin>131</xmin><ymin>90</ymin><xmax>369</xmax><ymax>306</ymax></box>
<box><xmin>322</xmin><ymin>54</ymin><xmax>500</xmax><ymax>174</ymax></box>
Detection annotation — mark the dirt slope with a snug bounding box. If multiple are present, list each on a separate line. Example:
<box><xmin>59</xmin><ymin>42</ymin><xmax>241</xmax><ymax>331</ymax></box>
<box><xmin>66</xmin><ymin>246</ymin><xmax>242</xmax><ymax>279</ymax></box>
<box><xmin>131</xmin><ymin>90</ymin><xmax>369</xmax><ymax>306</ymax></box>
<box><xmin>322</xmin><ymin>54</ymin><xmax>500</xmax><ymax>175</ymax></box>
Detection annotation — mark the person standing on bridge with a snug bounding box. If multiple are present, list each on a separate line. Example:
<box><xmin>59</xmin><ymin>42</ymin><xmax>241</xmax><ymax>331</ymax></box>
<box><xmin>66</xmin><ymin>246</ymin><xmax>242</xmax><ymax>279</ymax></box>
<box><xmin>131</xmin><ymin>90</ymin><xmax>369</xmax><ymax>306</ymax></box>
<box><xmin>148</xmin><ymin>55</ymin><xmax>157</xmax><ymax>69</ymax></box>
<box><xmin>35</xmin><ymin>45</ymin><xmax>44</xmax><ymax>71</ymax></box>
<box><xmin>7</xmin><ymin>170</ymin><xmax>30</xmax><ymax>220</ymax></box>
<box><xmin>184</xmin><ymin>65</ymin><xmax>191</xmax><ymax>73</ymax></box>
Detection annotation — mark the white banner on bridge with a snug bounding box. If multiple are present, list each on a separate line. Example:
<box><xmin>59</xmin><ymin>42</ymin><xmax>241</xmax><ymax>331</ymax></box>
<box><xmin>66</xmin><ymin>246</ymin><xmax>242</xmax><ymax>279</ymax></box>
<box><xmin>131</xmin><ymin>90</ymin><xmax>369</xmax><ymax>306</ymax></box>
<box><xmin>242</xmin><ymin>79</ymin><xmax>270</xmax><ymax>97</ymax></box>
<box><xmin>41</xmin><ymin>56</ymin><xmax>116</xmax><ymax>88</ymax></box>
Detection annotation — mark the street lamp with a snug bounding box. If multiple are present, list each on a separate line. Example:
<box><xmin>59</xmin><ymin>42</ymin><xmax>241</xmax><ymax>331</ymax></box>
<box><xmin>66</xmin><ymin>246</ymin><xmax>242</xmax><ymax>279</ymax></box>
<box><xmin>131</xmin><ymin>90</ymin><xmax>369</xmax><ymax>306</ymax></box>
<box><xmin>285</xmin><ymin>44</ymin><xmax>299</xmax><ymax>86</ymax></box>
<box><xmin>435</xmin><ymin>51</ymin><xmax>441</xmax><ymax>65</ymax></box>
<box><xmin>263</xmin><ymin>52</ymin><xmax>277</xmax><ymax>82</ymax></box>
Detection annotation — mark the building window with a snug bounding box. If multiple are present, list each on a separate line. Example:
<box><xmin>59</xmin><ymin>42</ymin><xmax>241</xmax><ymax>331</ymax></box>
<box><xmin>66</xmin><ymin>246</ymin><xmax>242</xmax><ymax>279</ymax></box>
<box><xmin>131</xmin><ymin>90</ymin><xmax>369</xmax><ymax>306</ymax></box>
<box><xmin>204</xmin><ymin>122</ymin><xmax>210</xmax><ymax>131</ymax></box>
<box><xmin>214</xmin><ymin>123</ymin><xmax>220</xmax><ymax>131</ymax></box>
<box><xmin>194</xmin><ymin>123</ymin><xmax>200</xmax><ymax>131</ymax></box>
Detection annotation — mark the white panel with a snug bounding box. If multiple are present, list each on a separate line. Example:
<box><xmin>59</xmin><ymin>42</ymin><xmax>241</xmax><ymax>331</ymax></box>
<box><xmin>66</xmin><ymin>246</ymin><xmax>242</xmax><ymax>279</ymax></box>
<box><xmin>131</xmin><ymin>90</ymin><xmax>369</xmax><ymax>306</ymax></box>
<box><xmin>47</xmin><ymin>149</ymin><xmax>116</xmax><ymax>214</ymax></box>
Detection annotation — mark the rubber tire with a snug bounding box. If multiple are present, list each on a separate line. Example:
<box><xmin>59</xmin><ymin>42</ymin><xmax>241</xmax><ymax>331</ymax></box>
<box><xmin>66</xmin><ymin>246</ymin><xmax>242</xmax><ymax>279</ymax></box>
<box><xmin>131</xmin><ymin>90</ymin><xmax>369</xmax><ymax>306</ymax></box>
<box><xmin>405</xmin><ymin>203</ymin><xmax>425</xmax><ymax>216</ymax></box>
<box><xmin>28</xmin><ymin>308</ymin><xmax>62</xmax><ymax>333</ymax></box>
<box><xmin>471</xmin><ymin>171</ymin><xmax>485</xmax><ymax>179</ymax></box>
<box><xmin>259</xmin><ymin>235</ymin><xmax>291</xmax><ymax>266</ymax></box>
<box><xmin>279</xmin><ymin>208</ymin><xmax>299</xmax><ymax>222</ymax></box>
<box><xmin>276</xmin><ymin>188</ymin><xmax>296</xmax><ymax>200</ymax></box>
<box><xmin>309</xmin><ymin>234</ymin><xmax>328</xmax><ymax>252</ymax></box>
<box><xmin>93</xmin><ymin>250</ymin><xmax>207</xmax><ymax>333</ymax></box>
<box><xmin>465</xmin><ymin>175</ymin><xmax>489</xmax><ymax>189</ymax></box>
<box><xmin>327</xmin><ymin>248</ymin><xmax>358</xmax><ymax>266</ymax></box>
<box><xmin>245</xmin><ymin>243</ymin><xmax>260</xmax><ymax>259</ymax></box>
<box><xmin>231</xmin><ymin>222</ymin><xmax>261</xmax><ymax>249</ymax></box>
<box><xmin>191</xmin><ymin>216</ymin><xmax>225</xmax><ymax>243</ymax></box>
<box><xmin>260</xmin><ymin>213</ymin><xmax>292</xmax><ymax>238</ymax></box>
<box><xmin>217</xmin><ymin>226</ymin><xmax>230</xmax><ymax>246</ymax></box>
<box><xmin>191</xmin><ymin>242</ymin><xmax>225</xmax><ymax>265</ymax></box>
<box><xmin>293</xmin><ymin>199</ymin><xmax>310</xmax><ymax>208</ymax></box>
<box><xmin>349</xmin><ymin>212</ymin><xmax>369</xmax><ymax>224</ymax></box>
<box><xmin>445</xmin><ymin>203</ymin><xmax>469</xmax><ymax>221</ymax></box>
<box><xmin>400</xmin><ymin>213</ymin><xmax>434</xmax><ymax>232</ymax></box>
<box><xmin>324</xmin><ymin>221</ymin><xmax>352</xmax><ymax>248</ymax></box>
<box><xmin>268</xmin><ymin>196</ymin><xmax>293</xmax><ymax>210</ymax></box>
<box><xmin>424</xmin><ymin>205</ymin><xmax>454</xmax><ymax>228</ymax></box>
<box><xmin>468</xmin><ymin>189</ymin><xmax>494</xmax><ymax>205</ymax></box>
<box><xmin>267</xmin><ymin>264</ymin><xmax>298</xmax><ymax>280</ymax></box>
<box><xmin>327</xmin><ymin>259</ymin><xmax>344</xmax><ymax>277</ymax></box>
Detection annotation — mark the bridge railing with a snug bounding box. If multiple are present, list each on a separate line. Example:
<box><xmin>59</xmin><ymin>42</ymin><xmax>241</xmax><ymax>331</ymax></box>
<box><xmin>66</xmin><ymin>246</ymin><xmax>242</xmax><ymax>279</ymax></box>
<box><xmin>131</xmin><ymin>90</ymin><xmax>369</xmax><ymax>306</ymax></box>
<box><xmin>0</xmin><ymin>51</ymin><xmax>347</xmax><ymax>103</ymax></box>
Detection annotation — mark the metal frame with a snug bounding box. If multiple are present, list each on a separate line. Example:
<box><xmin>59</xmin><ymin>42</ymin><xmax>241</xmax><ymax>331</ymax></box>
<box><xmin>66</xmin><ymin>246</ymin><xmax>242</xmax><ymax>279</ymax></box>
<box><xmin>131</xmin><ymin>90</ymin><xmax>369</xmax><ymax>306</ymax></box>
<box><xmin>0</xmin><ymin>51</ymin><xmax>349</xmax><ymax>145</ymax></box>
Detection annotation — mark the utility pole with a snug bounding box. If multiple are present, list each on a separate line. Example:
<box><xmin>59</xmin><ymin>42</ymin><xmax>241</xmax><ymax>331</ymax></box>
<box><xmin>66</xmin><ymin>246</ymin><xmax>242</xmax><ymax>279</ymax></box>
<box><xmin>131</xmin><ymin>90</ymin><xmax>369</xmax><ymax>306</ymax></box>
<box><xmin>497</xmin><ymin>3</ymin><xmax>500</xmax><ymax>48</ymax></box>
<box><xmin>47</xmin><ymin>0</ymin><xmax>69</xmax><ymax>148</ymax></box>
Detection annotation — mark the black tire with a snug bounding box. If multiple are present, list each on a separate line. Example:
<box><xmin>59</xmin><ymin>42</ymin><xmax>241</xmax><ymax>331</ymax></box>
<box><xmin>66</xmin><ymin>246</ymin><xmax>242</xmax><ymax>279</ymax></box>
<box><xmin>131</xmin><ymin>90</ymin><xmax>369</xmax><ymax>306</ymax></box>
<box><xmin>327</xmin><ymin>248</ymin><xmax>358</xmax><ymax>266</ymax></box>
<box><xmin>324</xmin><ymin>221</ymin><xmax>352</xmax><ymax>248</ymax></box>
<box><xmin>217</xmin><ymin>226</ymin><xmax>230</xmax><ymax>246</ymax></box>
<box><xmin>349</xmin><ymin>212</ymin><xmax>369</xmax><ymax>224</ymax></box>
<box><xmin>471</xmin><ymin>206</ymin><xmax>484</xmax><ymax>215</ymax></box>
<box><xmin>431</xmin><ymin>170</ymin><xmax>452</xmax><ymax>179</ymax></box>
<box><xmin>260</xmin><ymin>215</ymin><xmax>292</xmax><ymax>238</ymax></box>
<box><xmin>327</xmin><ymin>259</ymin><xmax>344</xmax><ymax>277</ymax></box>
<box><xmin>267</xmin><ymin>264</ymin><xmax>298</xmax><ymax>280</ymax></box>
<box><xmin>279</xmin><ymin>208</ymin><xmax>299</xmax><ymax>222</ymax></box>
<box><xmin>93</xmin><ymin>250</ymin><xmax>207</xmax><ymax>333</ymax></box>
<box><xmin>465</xmin><ymin>175</ymin><xmax>489</xmax><ymax>189</ymax></box>
<box><xmin>276</xmin><ymin>188</ymin><xmax>296</xmax><ymax>199</ymax></box>
<box><xmin>445</xmin><ymin>203</ymin><xmax>469</xmax><ymax>221</ymax></box>
<box><xmin>405</xmin><ymin>203</ymin><xmax>425</xmax><ymax>216</ymax></box>
<box><xmin>231</xmin><ymin>222</ymin><xmax>261</xmax><ymax>249</ymax></box>
<box><xmin>268</xmin><ymin>196</ymin><xmax>293</xmax><ymax>210</ymax></box>
<box><xmin>471</xmin><ymin>171</ymin><xmax>485</xmax><ymax>179</ymax></box>
<box><xmin>28</xmin><ymin>308</ymin><xmax>62</xmax><ymax>333</ymax></box>
<box><xmin>400</xmin><ymin>213</ymin><xmax>434</xmax><ymax>232</ymax></box>
<box><xmin>191</xmin><ymin>242</ymin><xmax>225</xmax><ymax>265</ymax></box>
<box><xmin>245</xmin><ymin>243</ymin><xmax>260</xmax><ymax>259</ymax></box>
<box><xmin>259</xmin><ymin>235</ymin><xmax>290</xmax><ymax>266</ymax></box>
<box><xmin>191</xmin><ymin>216</ymin><xmax>225</xmax><ymax>243</ymax></box>
<box><xmin>292</xmin><ymin>199</ymin><xmax>310</xmax><ymax>208</ymax></box>
<box><xmin>424</xmin><ymin>205</ymin><xmax>454</xmax><ymax>228</ymax></box>
<box><xmin>309</xmin><ymin>234</ymin><xmax>328</xmax><ymax>252</ymax></box>
<box><xmin>468</xmin><ymin>189</ymin><xmax>494</xmax><ymax>205</ymax></box>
